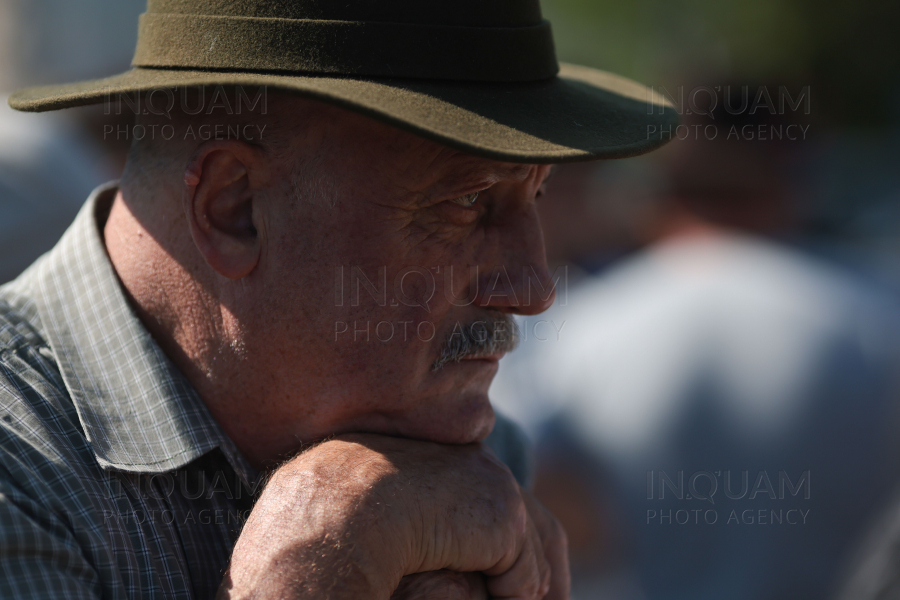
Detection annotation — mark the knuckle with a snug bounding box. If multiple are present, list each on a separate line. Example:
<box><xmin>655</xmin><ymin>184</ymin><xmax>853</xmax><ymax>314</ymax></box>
<box><xmin>491</xmin><ymin>489</ymin><xmax>528</xmax><ymax>540</ymax></box>
<box><xmin>538</xmin><ymin>557</ymin><xmax>552</xmax><ymax>597</ymax></box>
<box><xmin>523</xmin><ymin>570</ymin><xmax>546</xmax><ymax>600</ymax></box>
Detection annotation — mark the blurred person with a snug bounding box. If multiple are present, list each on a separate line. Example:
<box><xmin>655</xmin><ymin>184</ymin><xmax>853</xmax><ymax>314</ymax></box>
<box><xmin>0</xmin><ymin>0</ymin><xmax>144</xmax><ymax>282</ymax></box>
<box><xmin>491</xmin><ymin>98</ymin><xmax>900</xmax><ymax>600</ymax></box>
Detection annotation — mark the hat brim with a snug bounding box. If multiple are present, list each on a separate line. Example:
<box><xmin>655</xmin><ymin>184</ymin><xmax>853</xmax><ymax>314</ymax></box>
<box><xmin>9</xmin><ymin>63</ymin><xmax>677</xmax><ymax>163</ymax></box>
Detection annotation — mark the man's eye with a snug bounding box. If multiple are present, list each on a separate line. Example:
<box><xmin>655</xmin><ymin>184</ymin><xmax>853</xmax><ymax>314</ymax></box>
<box><xmin>450</xmin><ymin>192</ymin><xmax>479</xmax><ymax>207</ymax></box>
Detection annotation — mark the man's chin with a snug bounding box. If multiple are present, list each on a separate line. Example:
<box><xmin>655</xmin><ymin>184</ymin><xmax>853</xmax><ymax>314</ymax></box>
<box><xmin>394</xmin><ymin>392</ymin><xmax>496</xmax><ymax>446</ymax></box>
<box><xmin>438</xmin><ymin>409</ymin><xmax>496</xmax><ymax>445</ymax></box>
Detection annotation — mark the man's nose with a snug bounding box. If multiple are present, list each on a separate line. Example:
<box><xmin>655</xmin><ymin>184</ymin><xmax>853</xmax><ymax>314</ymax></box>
<box><xmin>473</xmin><ymin>204</ymin><xmax>557</xmax><ymax>315</ymax></box>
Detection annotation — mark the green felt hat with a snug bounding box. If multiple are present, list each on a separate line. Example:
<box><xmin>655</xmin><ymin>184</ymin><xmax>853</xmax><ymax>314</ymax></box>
<box><xmin>9</xmin><ymin>0</ymin><xmax>678</xmax><ymax>163</ymax></box>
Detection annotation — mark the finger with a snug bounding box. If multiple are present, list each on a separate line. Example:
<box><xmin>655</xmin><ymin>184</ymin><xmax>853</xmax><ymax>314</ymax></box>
<box><xmin>484</xmin><ymin>522</ymin><xmax>551</xmax><ymax>600</ymax></box>
<box><xmin>523</xmin><ymin>492</ymin><xmax>570</xmax><ymax>600</ymax></box>
<box><xmin>540</xmin><ymin>521</ymin><xmax>569</xmax><ymax>600</ymax></box>
<box><xmin>391</xmin><ymin>571</ymin><xmax>488</xmax><ymax>600</ymax></box>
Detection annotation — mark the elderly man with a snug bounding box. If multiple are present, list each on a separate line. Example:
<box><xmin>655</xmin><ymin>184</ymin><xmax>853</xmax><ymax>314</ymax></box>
<box><xmin>0</xmin><ymin>1</ymin><xmax>675</xmax><ymax>598</ymax></box>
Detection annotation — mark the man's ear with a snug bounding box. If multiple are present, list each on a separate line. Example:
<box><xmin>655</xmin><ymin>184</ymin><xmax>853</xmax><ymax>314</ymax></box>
<box><xmin>182</xmin><ymin>141</ymin><xmax>267</xmax><ymax>279</ymax></box>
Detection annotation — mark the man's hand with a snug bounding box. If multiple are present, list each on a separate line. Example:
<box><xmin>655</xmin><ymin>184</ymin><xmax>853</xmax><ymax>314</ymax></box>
<box><xmin>217</xmin><ymin>434</ymin><xmax>569</xmax><ymax>600</ymax></box>
<box><xmin>391</xmin><ymin>571</ymin><xmax>488</xmax><ymax>600</ymax></box>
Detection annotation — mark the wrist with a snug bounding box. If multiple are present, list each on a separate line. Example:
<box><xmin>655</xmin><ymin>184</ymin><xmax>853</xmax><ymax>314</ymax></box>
<box><xmin>222</xmin><ymin>437</ymin><xmax>413</xmax><ymax>599</ymax></box>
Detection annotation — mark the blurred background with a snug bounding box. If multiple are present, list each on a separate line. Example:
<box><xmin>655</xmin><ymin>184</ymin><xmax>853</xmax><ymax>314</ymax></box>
<box><xmin>3</xmin><ymin>1</ymin><xmax>900</xmax><ymax>599</ymax></box>
<box><xmin>0</xmin><ymin>0</ymin><xmax>142</xmax><ymax>282</ymax></box>
<box><xmin>488</xmin><ymin>1</ymin><xmax>900</xmax><ymax>599</ymax></box>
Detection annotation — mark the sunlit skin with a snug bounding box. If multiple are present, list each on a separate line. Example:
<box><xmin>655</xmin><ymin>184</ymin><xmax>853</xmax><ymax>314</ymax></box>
<box><xmin>246</xmin><ymin>122</ymin><xmax>557</xmax><ymax>457</ymax></box>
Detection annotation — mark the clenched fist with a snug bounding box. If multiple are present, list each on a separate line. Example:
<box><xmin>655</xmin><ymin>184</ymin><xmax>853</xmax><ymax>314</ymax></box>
<box><xmin>217</xmin><ymin>434</ymin><xmax>569</xmax><ymax>599</ymax></box>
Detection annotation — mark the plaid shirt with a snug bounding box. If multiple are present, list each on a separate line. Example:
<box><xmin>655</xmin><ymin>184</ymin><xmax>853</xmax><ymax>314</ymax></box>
<box><xmin>0</xmin><ymin>182</ymin><xmax>533</xmax><ymax>599</ymax></box>
<box><xmin>0</xmin><ymin>183</ymin><xmax>259</xmax><ymax>599</ymax></box>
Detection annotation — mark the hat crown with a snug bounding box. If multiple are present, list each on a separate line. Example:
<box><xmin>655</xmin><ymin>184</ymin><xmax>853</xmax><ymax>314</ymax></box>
<box><xmin>146</xmin><ymin>0</ymin><xmax>544</xmax><ymax>27</ymax></box>
<box><xmin>133</xmin><ymin>0</ymin><xmax>558</xmax><ymax>82</ymax></box>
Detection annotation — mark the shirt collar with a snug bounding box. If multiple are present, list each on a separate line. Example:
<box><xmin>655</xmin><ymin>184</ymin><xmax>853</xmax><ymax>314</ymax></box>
<box><xmin>23</xmin><ymin>182</ymin><xmax>257</xmax><ymax>486</ymax></box>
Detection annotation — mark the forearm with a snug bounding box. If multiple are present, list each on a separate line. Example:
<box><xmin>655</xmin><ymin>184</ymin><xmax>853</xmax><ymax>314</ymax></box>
<box><xmin>219</xmin><ymin>535</ymin><xmax>387</xmax><ymax>599</ymax></box>
<box><xmin>219</xmin><ymin>440</ymin><xmax>406</xmax><ymax>599</ymax></box>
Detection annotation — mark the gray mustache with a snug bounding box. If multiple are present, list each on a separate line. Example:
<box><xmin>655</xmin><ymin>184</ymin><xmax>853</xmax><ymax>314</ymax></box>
<box><xmin>432</xmin><ymin>314</ymin><xmax>520</xmax><ymax>371</ymax></box>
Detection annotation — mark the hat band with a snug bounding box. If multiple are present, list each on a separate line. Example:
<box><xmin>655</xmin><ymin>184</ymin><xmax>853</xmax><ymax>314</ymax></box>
<box><xmin>132</xmin><ymin>14</ymin><xmax>559</xmax><ymax>82</ymax></box>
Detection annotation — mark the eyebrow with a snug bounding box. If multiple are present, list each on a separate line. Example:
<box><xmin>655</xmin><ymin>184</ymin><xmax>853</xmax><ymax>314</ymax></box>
<box><xmin>474</xmin><ymin>162</ymin><xmax>535</xmax><ymax>183</ymax></box>
<box><xmin>435</xmin><ymin>162</ymin><xmax>527</xmax><ymax>190</ymax></box>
